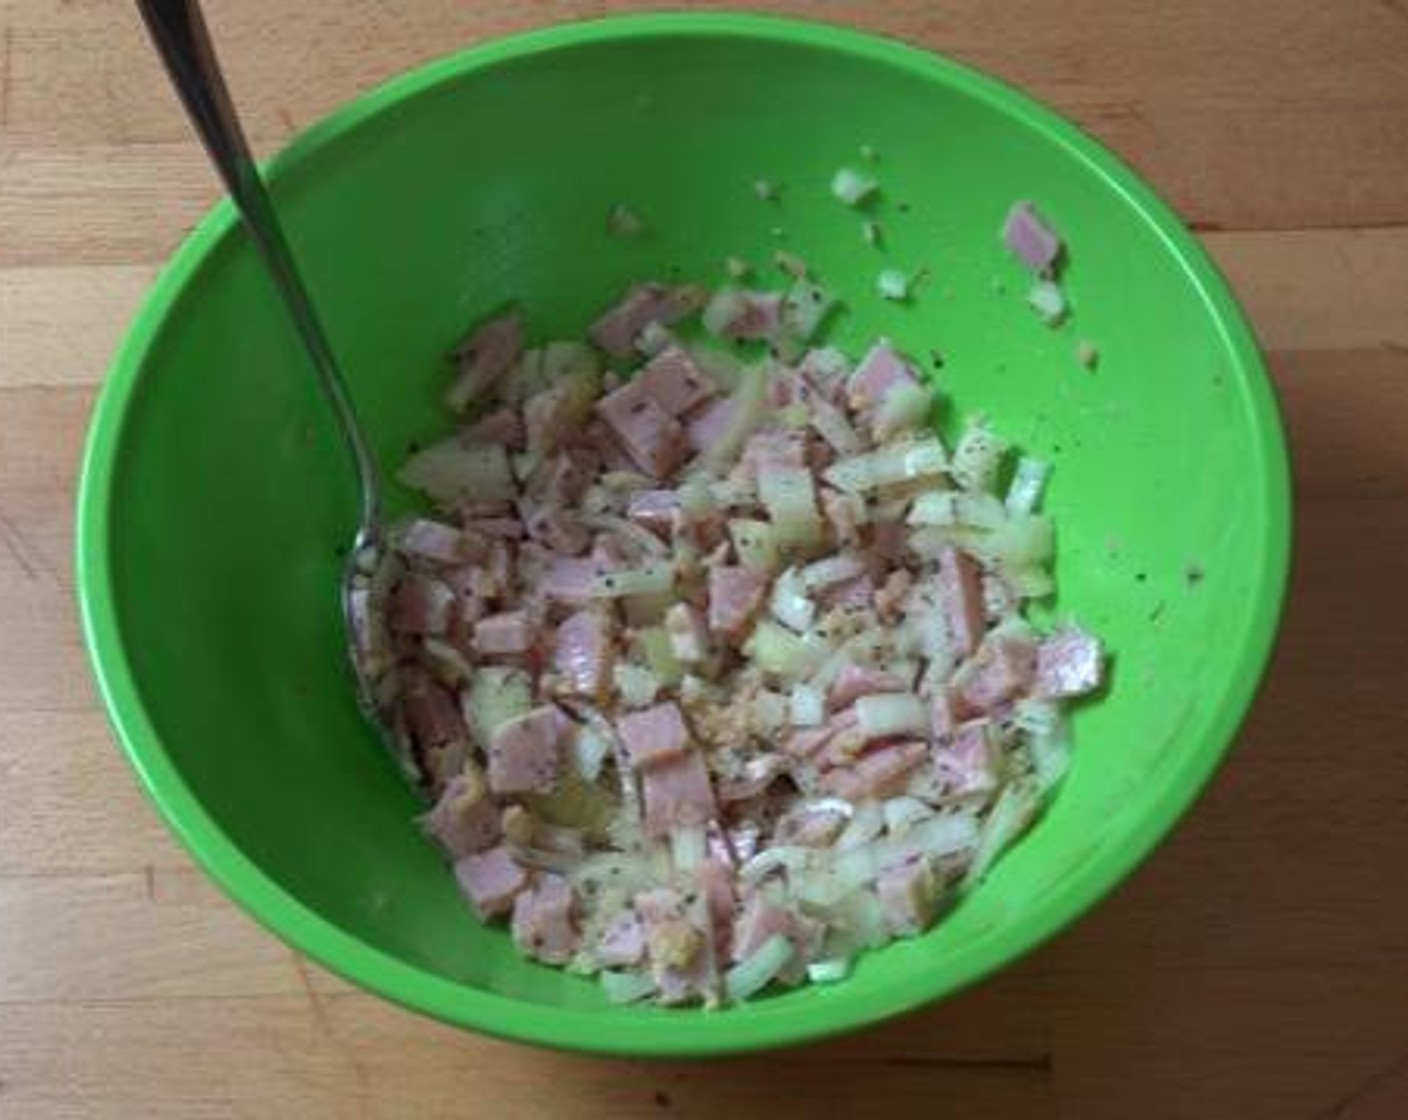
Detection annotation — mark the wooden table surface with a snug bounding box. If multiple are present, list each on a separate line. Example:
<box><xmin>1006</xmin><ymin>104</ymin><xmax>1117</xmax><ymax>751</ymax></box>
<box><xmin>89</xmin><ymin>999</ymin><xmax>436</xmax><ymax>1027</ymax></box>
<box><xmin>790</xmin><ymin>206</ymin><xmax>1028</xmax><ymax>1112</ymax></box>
<box><xmin>3</xmin><ymin>2</ymin><xmax>1407</xmax><ymax>1116</ymax></box>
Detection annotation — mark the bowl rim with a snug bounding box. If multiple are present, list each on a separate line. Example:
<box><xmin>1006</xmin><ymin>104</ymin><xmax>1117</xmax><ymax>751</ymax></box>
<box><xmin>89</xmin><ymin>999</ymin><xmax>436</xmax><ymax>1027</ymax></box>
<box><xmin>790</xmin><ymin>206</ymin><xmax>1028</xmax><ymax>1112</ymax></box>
<box><xmin>76</xmin><ymin>10</ymin><xmax>1292</xmax><ymax>1056</ymax></box>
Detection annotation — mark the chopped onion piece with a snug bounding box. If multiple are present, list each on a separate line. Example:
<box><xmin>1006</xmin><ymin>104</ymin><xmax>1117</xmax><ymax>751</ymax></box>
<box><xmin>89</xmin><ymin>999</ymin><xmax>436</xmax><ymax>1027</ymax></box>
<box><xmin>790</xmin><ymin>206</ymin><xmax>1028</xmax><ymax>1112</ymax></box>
<box><xmin>808</xmin><ymin>958</ymin><xmax>852</xmax><ymax>984</ymax></box>
<box><xmin>571</xmin><ymin>726</ymin><xmax>612</xmax><ymax>782</ymax></box>
<box><xmin>1005</xmin><ymin>456</ymin><xmax>1050</xmax><ymax>515</ymax></box>
<box><xmin>758</xmin><ymin>466</ymin><xmax>822</xmax><ymax>552</ymax></box>
<box><xmin>872</xmin><ymin>381</ymin><xmax>934</xmax><ymax>440</ymax></box>
<box><xmin>613</xmin><ymin>663</ymin><xmax>661</xmax><ymax>708</ymax></box>
<box><xmin>589</xmin><ymin>563</ymin><xmax>675</xmax><ymax>599</ymax></box>
<box><xmin>781</xmin><ymin>279</ymin><xmax>838</xmax><ymax>343</ymax></box>
<box><xmin>965</xmin><ymin>779</ymin><xmax>1042</xmax><ymax>885</ymax></box>
<box><xmin>601</xmin><ymin>969</ymin><xmax>658</xmax><ymax>1003</ymax></box>
<box><xmin>671</xmin><ymin>825</ymin><xmax>708</xmax><ymax>872</ymax></box>
<box><xmin>724</xmin><ymin>933</ymin><xmax>794</xmax><ymax>1002</ymax></box>
<box><xmin>729</xmin><ymin>518</ymin><xmax>780</xmax><ymax>573</ymax></box>
<box><xmin>831</xmin><ymin>167</ymin><xmax>879</xmax><ymax>207</ymax></box>
<box><xmin>823</xmin><ymin>438</ymin><xmax>948</xmax><ymax>493</ymax></box>
<box><xmin>836</xmin><ymin>801</ymin><xmax>885</xmax><ymax>849</ymax></box>
<box><xmin>745</xmin><ymin>621</ymin><xmax>825</xmax><ymax>678</ymax></box>
<box><xmin>883</xmin><ymin>796</ymin><xmax>935</xmax><ymax>835</ymax></box>
<box><xmin>703</xmin><ymin>364</ymin><xmax>768</xmax><ymax>470</ymax></box>
<box><xmin>790</xmin><ymin>684</ymin><xmax>825</xmax><ymax>727</ymax></box>
<box><xmin>800</xmin><ymin>553</ymin><xmax>866</xmax><ymax>591</ymax></box>
<box><xmin>606</xmin><ymin>203</ymin><xmax>645</xmax><ymax>240</ymax></box>
<box><xmin>1028</xmin><ymin>279</ymin><xmax>1067</xmax><ymax>325</ymax></box>
<box><xmin>770</xmin><ymin>567</ymin><xmax>816</xmax><ymax>632</ymax></box>
<box><xmin>399</xmin><ymin>440</ymin><xmax>516</xmax><ymax>507</ymax></box>
<box><xmin>740</xmin><ymin>845</ymin><xmax>811</xmax><ymax>883</ymax></box>
<box><xmin>854</xmin><ymin>693</ymin><xmax>927</xmax><ymax>740</ymax></box>
<box><xmin>464</xmin><ymin>666</ymin><xmax>532</xmax><ymax>746</ymax></box>
<box><xmin>877</xmin><ymin>269</ymin><xmax>910</xmax><ymax>301</ymax></box>
<box><xmin>950</xmin><ymin>423</ymin><xmax>1009</xmax><ymax>493</ymax></box>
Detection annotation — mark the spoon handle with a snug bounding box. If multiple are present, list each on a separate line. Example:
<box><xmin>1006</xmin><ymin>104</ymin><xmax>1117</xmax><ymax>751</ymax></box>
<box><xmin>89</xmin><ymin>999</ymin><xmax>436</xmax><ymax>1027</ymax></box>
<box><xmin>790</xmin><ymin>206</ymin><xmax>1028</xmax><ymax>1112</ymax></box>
<box><xmin>135</xmin><ymin>0</ymin><xmax>382</xmax><ymax>540</ymax></box>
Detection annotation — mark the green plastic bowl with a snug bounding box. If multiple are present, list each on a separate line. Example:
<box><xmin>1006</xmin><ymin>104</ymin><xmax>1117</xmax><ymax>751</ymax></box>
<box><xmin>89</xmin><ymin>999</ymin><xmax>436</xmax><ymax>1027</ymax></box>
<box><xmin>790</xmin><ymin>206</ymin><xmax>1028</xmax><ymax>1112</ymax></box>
<box><xmin>77</xmin><ymin>13</ymin><xmax>1290</xmax><ymax>1055</ymax></box>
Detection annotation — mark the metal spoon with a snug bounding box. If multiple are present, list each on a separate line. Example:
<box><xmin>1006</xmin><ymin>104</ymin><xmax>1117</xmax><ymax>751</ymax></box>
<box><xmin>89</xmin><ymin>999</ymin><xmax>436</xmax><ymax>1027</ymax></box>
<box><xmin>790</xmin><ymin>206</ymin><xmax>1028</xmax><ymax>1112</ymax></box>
<box><xmin>137</xmin><ymin>0</ymin><xmax>421</xmax><ymax>785</ymax></box>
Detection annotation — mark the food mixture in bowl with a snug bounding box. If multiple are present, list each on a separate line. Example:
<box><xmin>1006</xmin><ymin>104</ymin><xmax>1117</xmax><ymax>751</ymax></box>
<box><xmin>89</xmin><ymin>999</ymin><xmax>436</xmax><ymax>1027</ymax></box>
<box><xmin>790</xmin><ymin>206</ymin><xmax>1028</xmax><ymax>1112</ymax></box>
<box><xmin>350</xmin><ymin>202</ymin><xmax>1104</xmax><ymax>1007</ymax></box>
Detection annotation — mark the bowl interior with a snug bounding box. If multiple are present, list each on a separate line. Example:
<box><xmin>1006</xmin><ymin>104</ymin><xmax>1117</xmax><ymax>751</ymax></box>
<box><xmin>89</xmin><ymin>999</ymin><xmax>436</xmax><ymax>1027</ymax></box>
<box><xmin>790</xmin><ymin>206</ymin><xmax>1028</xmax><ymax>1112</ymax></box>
<box><xmin>81</xmin><ymin>15</ymin><xmax>1288</xmax><ymax>1054</ymax></box>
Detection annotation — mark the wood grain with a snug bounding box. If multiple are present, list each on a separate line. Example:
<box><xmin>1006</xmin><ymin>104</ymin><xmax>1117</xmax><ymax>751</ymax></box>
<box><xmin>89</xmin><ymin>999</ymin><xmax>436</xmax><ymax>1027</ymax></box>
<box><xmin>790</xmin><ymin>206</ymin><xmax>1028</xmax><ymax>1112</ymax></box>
<box><xmin>2</xmin><ymin>2</ymin><xmax>1407</xmax><ymax>1117</ymax></box>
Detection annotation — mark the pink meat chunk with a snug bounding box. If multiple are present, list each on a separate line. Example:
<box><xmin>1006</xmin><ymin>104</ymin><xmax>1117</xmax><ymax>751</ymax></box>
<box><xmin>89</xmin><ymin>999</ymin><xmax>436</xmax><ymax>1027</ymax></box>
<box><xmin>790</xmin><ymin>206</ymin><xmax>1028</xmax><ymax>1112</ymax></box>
<box><xmin>821</xmin><ymin>489</ymin><xmax>866</xmax><ymax>546</ymax></box>
<box><xmin>594</xmin><ymin>380</ymin><xmax>687</xmax><ymax>479</ymax></box>
<box><xmin>877</xmin><ymin>858</ymin><xmax>941</xmax><ymax>936</ymax></box>
<box><xmin>828</xmin><ymin>664</ymin><xmax>909</xmax><ymax>711</ymax></box>
<box><xmin>404</xmin><ymin>675</ymin><xmax>466</xmax><ymax>748</ymax></box>
<box><xmin>1002</xmin><ymin>200</ymin><xmax>1062</xmax><ymax>274</ymax></box>
<box><xmin>616</xmin><ymin>701</ymin><xmax>693</xmax><ymax>768</ymax></box>
<box><xmin>397</xmin><ymin>518</ymin><xmax>471</xmax><ymax>564</ymax></box>
<box><xmin>935</xmin><ymin>721</ymin><xmax>1000</xmax><ymax>797</ymax></box>
<box><xmin>707</xmin><ymin>565</ymin><xmax>768</xmax><ymax>639</ymax></box>
<box><xmin>553</xmin><ymin>609</ymin><xmax>614</xmax><ymax>699</ymax></box>
<box><xmin>590</xmin><ymin>284</ymin><xmax>703</xmax><ymax>358</ymax></box>
<box><xmin>447</xmin><ymin>312</ymin><xmax>524</xmax><ymax>409</ymax></box>
<box><xmin>848</xmin><ymin>343</ymin><xmax>919</xmax><ymax>411</ymax></box>
<box><xmin>511</xmin><ymin>873</ymin><xmax>578</xmax><ymax>965</ymax></box>
<box><xmin>1034</xmin><ymin>626</ymin><xmax>1105</xmax><ymax>699</ymax></box>
<box><xmin>783</xmin><ymin>708</ymin><xmax>858</xmax><ymax>759</ymax></box>
<box><xmin>741</xmin><ymin>430</ymin><xmax>808</xmax><ymax>479</ymax></box>
<box><xmin>821</xmin><ymin>741</ymin><xmax>928</xmax><ymax>801</ymax></box>
<box><xmin>627</xmin><ymin>489</ymin><xmax>680</xmax><ymax>536</ymax></box>
<box><xmin>487</xmin><ymin>707</ymin><xmax>561</xmax><ymax>795</ymax></box>
<box><xmin>454</xmin><ymin>845</ymin><xmax>529</xmax><ymax>918</ymax></box>
<box><xmin>638</xmin><ymin>346</ymin><xmax>717</xmax><ymax>416</ymax></box>
<box><xmin>698</xmin><ymin>857</ymin><xmax>736</xmax><ymax>959</ymax></box>
<box><xmin>938</xmin><ymin>546</ymin><xmax>987</xmax><ymax>657</ymax></box>
<box><xmin>684</xmin><ymin>396</ymin><xmax>736</xmax><ymax>455</ymax></box>
<box><xmin>465</xmin><ymin>406</ymin><xmax>525</xmax><ymax>448</ymax></box>
<box><xmin>642</xmin><ymin>750</ymin><xmax>718</xmax><ymax>838</ymax></box>
<box><xmin>388</xmin><ymin>574</ymin><xmax>456</xmax><ymax>636</ymax></box>
<box><xmin>596</xmin><ymin>910</ymin><xmax>646</xmax><ymax>967</ymax></box>
<box><xmin>421</xmin><ymin>773</ymin><xmax>499</xmax><ymax>859</ymax></box>
<box><xmin>473</xmin><ymin>610</ymin><xmax>533</xmax><ymax>657</ymax></box>
<box><xmin>957</xmin><ymin>635</ymin><xmax>1037</xmax><ymax>716</ymax></box>
<box><xmin>541</xmin><ymin>555</ymin><xmax>602</xmax><ymax>603</ymax></box>
<box><xmin>522</xmin><ymin>505</ymin><xmax>591</xmax><ymax>555</ymax></box>
<box><xmin>819</xmin><ymin>572</ymin><xmax>876</xmax><ymax>612</ymax></box>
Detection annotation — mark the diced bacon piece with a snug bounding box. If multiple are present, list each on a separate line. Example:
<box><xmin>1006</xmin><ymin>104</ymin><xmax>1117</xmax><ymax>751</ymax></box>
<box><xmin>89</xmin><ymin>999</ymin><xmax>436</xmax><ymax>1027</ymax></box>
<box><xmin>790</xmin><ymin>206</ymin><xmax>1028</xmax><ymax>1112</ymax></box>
<box><xmin>930</xmin><ymin>690</ymin><xmax>958</xmax><ymax>741</ymax></box>
<box><xmin>848</xmin><ymin>342</ymin><xmax>919</xmax><ymax>411</ymax></box>
<box><xmin>531</xmin><ymin>449</ymin><xmax>599</xmax><ymax>506</ymax></box>
<box><xmin>1034</xmin><ymin>626</ymin><xmax>1105</xmax><ymax>699</ymax></box>
<box><xmin>638</xmin><ymin>346</ymin><xmax>717</xmax><ymax>416</ymax></box>
<box><xmin>446</xmin><ymin>312</ymin><xmax>524</xmax><ymax>411</ymax></box>
<box><xmin>487</xmin><ymin>707</ymin><xmax>561</xmax><ymax>795</ymax></box>
<box><xmin>869</xmin><ymin>519</ymin><xmax>908</xmax><ymax>566</ymax></box>
<box><xmin>521</xmin><ymin>504</ymin><xmax>590</xmax><ymax>555</ymax></box>
<box><xmin>421</xmin><ymin>772</ymin><xmax>499</xmax><ymax>859</ymax></box>
<box><xmin>1003</xmin><ymin>200</ymin><xmax>1062</xmax><ymax>274</ymax></box>
<box><xmin>541</xmin><ymin>556</ymin><xmax>601</xmax><ymax>603</ymax></box>
<box><xmin>464</xmin><ymin>407</ymin><xmax>524</xmax><ymax>448</ymax></box>
<box><xmin>664</xmin><ymin>603</ymin><xmax>710</xmax><ymax>665</ymax></box>
<box><xmin>819</xmin><ymin>572</ymin><xmax>875</xmax><ymax>611</ymax></box>
<box><xmin>404</xmin><ymin>673</ymin><xmax>466</xmax><ymax>748</ymax></box>
<box><xmin>553</xmin><ymin>610</ymin><xmax>614</xmax><ymax>699</ymax></box>
<box><xmin>698</xmin><ymin>857</ymin><xmax>736</xmax><ymax>959</ymax></box>
<box><xmin>957</xmin><ymin>634</ymin><xmax>1037</xmax><ymax>715</ymax></box>
<box><xmin>616</xmin><ymin>702</ymin><xmax>693</xmax><ymax>768</ymax></box>
<box><xmin>397</xmin><ymin>518</ymin><xmax>471</xmax><ymax>564</ymax></box>
<box><xmin>465</xmin><ymin>516</ymin><xmax>524</xmax><ymax>541</ymax></box>
<box><xmin>821</xmin><ymin>489</ymin><xmax>867</xmax><ymax>546</ymax></box>
<box><xmin>642</xmin><ymin>751</ymin><xmax>717</xmax><ymax>838</ymax></box>
<box><xmin>740</xmin><ymin>430</ymin><xmax>807</xmax><ymax>478</ymax></box>
<box><xmin>627</xmin><ymin>489</ymin><xmax>680</xmax><ymax>536</ymax></box>
<box><xmin>784</xmin><ymin>708</ymin><xmax>858</xmax><ymax>758</ymax></box>
<box><xmin>388</xmin><ymin>574</ymin><xmax>456</xmax><ymax>636</ymax></box>
<box><xmin>473</xmin><ymin>610</ymin><xmax>532</xmax><ymax>657</ymax></box>
<box><xmin>876</xmin><ymin>568</ymin><xmax>913</xmax><ymax>622</ymax></box>
<box><xmin>935</xmin><ymin>720</ymin><xmax>1000</xmax><ymax>796</ymax></box>
<box><xmin>773</xmin><ymin>804</ymin><xmax>848</xmax><ymax>847</ymax></box>
<box><xmin>583</xmin><ymin>419</ymin><xmax>640</xmax><ymax>474</ymax></box>
<box><xmin>821</xmin><ymin>741</ymin><xmax>927</xmax><ymax>801</ymax></box>
<box><xmin>596</xmin><ymin>910</ymin><xmax>646</xmax><ymax>967</ymax></box>
<box><xmin>938</xmin><ymin>546</ymin><xmax>986</xmax><ymax>657</ymax></box>
<box><xmin>683</xmin><ymin>396</ymin><xmax>736</xmax><ymax>455</ymax></box>
<box><xmin>454</xmin><ymin>845</ymin><xmax>529</xmax><ymax>918</ymax></box>
<box><xmin>732</xmin><ymin>893</ymin><xmax>792</xmax><ymax>963</ymax></box>
<box><xmin>511</xmin><ymin>873</ymin><xmax>578</xmax><ymax>965</ymax></box>
<box><xmin>594</xmin><ymin>380</ymin><xmax>687</xmax><ymax>479</ymax></box>
<box><xmin>590</xmin><ymin>284</ymin><xmax>704</xmax><ymax>358</ymax></box>
<box><xmin>766</xmin><ymin>368</ymin><xmax>803</xmax><ymax>408</ymax></box>
<box><xmin>707</xmin><ymin>565</ymin><xmax>768</xmax><ymax>639</ymax></box>
<box><xmin>877</xmin><ymin>858</ymin><xmax>941</xmax><ymax>936</ymax></box>
<box><xmin>828</xmin><ymin>664</ymin><xmax>908</xmax><ymax>710</ymax></box>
